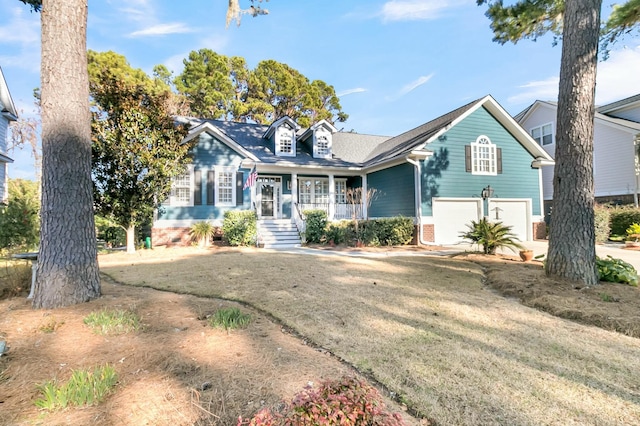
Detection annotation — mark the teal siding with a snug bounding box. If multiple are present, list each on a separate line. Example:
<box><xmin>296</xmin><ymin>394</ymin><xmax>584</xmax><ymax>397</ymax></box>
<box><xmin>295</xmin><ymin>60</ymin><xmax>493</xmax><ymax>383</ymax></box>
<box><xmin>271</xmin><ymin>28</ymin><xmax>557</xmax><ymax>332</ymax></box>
<box><xmin>158</xmin><ymin>134</ymin><xmax>252</xmax><ymax>221</ymax></box>
<box><xmin>368</xmin><ymin>163</ymin><xmax>415</xmax><ymax>217</ymax></box>
<box><xmin>421</xmin><ymin>106</ymin><xmax>542</xmax><ymax>216</ymax></box>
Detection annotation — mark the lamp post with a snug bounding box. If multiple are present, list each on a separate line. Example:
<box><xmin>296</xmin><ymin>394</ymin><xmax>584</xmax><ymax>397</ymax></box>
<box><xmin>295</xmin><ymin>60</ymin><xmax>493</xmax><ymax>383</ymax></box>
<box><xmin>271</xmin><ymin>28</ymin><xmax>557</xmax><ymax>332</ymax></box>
<box><xmin>481</xmin><ymin>185</ymin><xmax>494</xmax><ymax>200</ymax></box>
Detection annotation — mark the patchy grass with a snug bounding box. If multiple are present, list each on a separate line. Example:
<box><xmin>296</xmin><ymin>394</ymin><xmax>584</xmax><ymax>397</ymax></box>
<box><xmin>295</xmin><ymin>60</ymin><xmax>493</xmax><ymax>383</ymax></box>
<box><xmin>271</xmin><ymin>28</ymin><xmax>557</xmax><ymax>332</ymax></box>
<box><xmin>209</xmin><ymin>307</ymin><xmax>251</xmax><ymax>331</ymax></box>
<box><xmin>1</xmin><ymin>246</ymin><xmax>639</xmax><ymax>425</ymax></box>
<box><xmin>0</xmin><ymin>258</ymin><xmax>31</xmax><ymax>298</ymax></box>
<box><xmin>83</xmin><ymin>308</ymin><xmax>141</xmax><ymax>335</ymax></box>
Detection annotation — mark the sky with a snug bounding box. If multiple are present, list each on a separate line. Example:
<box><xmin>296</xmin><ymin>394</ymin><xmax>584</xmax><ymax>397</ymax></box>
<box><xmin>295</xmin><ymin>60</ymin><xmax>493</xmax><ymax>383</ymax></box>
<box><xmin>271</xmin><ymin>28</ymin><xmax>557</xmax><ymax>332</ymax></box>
<box><xmin>2</xmin><ymin>0</ymin><xmax>640</xmax><ymax>180</ymax></box>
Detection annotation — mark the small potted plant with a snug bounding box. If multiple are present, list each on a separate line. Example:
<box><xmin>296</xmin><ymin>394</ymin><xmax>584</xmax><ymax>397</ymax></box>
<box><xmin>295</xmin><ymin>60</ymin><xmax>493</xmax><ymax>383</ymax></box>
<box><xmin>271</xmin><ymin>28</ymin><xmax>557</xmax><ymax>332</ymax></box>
<box><xmin>625</xmin><ymin>223</ymin><xmax>640</xmax><ymax>248</ymax></box>
<box><xmin>519</xmin><ymin>249</ymin><xmax>534</xmax><ymax>262</ymax></box>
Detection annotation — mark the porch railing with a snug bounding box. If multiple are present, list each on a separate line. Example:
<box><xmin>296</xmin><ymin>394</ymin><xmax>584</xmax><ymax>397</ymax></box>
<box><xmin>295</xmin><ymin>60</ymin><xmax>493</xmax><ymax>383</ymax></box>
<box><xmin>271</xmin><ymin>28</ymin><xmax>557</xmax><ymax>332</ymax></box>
<box><xmin>297</xmin><ymin>203</ymin><xmax>364</xmax><ymax>220</ymax></box>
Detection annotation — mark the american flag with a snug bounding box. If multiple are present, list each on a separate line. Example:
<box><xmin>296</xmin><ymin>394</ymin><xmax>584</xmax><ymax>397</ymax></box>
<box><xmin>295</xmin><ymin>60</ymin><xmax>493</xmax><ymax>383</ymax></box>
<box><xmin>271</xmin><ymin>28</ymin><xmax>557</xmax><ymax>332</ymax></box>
<box><xmin>243</xmin><ymin>167</ymin><xmax>257</xmax><ymax>190</ymax></box>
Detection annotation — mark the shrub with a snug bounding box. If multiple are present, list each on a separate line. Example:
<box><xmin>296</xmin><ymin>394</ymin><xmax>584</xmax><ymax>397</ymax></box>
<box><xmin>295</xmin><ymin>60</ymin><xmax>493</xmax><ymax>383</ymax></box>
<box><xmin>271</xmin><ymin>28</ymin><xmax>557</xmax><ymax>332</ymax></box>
<box><xmin>609</xmin><ymin>205</ymin><xmax>640</xmax><ymax>236</ymax></box>
<box><xmin>209</xmin><ymin>307</ymin><xmax>251</xmax><ymax>330</ymax></box>
<box><xmin>325</xmin><ymin>220</ymin><xmax>355</xmax><ymax>245</ymax></box>
<box><xmin>0</xmin><ymin>179</ymin><xmax>40</xmax><ymax>253</ymax></box>
<box><xmin>625</xmin><ymin>223</ymin><xmax>640</xmax><ymax>242</ymax></box>
<box><xmin>594</xmin><ymin>204</ymin><xmax>611</xmax><ymax>243</ymax></box>
<box><xmin>190</xmin><ymin>221</ymin><xmax>215</xmax><ymax>246</ymax></box>
<box><xmin>460</xmin><ymin>218</ymin><xmax>524</xmax><ymax>255</ymax></box>
<box><xmin>83</xmin><ymin>309</ymin><xmax>141</xmax><ymax>335</ymax></box>
<box><xmin>35</xmin><ymin>364</ymin><xmax>117</xmax><ymax>410</ymax></box>
<box><xmin>223</xmin><ymin>210</ymin><xmax>257</xmax><ymax>246</ymax></box>
<box><xmin>357</xmin><ymin>217</ymin><xmax>414</xmax><ymax>246</ymax></box>
<box><xmin>303</xmin><ymin>210</ymin><xmax>327</xmax><ymax>244</ymax></box>
<box><xmin>596</xmin><ymin>255</ymin><xmax>638</xmax><ymax>286</ymax></box>
<box><xmin>239</xmin><ymin>376</ymin><xmax>406</xmax><ymax>426</ymax></box>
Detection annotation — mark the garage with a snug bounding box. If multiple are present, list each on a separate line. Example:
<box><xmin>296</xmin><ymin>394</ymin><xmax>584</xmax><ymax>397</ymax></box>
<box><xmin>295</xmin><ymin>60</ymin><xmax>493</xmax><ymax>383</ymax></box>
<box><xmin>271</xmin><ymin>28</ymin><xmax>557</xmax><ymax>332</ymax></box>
<box><xmin>432</xmin><ymin>198</ymin><xmax>482</xmax><ymax>244</ymax></box>
<box><xmin>488</xmin><ymin>199</ymin><xmax>531</xmax><ymax>242</ymax></box>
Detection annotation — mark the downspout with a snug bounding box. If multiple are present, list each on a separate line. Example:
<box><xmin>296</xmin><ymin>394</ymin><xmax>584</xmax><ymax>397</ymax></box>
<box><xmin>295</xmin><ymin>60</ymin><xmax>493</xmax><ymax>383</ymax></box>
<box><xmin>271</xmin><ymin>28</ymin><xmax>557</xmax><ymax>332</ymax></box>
<box><xmin>405</xmin><ymin>156</ymin><xmax>426</xmax><ymax>245</ymax></box>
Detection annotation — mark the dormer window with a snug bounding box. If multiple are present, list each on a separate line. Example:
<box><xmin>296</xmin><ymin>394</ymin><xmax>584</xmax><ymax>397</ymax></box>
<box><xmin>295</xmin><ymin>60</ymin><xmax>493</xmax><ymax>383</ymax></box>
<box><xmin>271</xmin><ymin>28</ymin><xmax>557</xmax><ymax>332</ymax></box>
<box><xmin>314</xmin><ymin>130</ymin><xmax>332</xmax><ymax>158</ymax></box>
<box><xmin>276</xmin><ymin>123</ymin><xmax>296</xmax><ymax>157</ymax></box>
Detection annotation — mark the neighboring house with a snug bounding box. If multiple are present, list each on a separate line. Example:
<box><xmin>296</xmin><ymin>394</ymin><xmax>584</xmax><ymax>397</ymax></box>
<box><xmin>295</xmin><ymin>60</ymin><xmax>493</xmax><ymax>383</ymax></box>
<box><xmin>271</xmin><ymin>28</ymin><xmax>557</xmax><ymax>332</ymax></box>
<box><xmin>0</xmin><ymin>66</ymin><xmax>18</xmax><ymax>204</ymax></box>
<box><xmin>153</xmin><ymin>95</ymin><xmax>553</xmax><ymax>246</ymax></box>
<box><xmin>516</xmin><ymin>95</ymin><xmax>640</xmax><ymax>219</ymax></box>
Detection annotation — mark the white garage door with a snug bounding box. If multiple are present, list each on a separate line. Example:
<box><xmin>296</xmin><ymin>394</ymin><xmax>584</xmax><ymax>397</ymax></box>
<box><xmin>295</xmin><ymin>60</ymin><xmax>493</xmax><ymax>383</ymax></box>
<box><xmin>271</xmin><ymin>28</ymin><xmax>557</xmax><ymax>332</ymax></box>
<box><xmin>432</xmin><ymin>198</ymin><xmax>482</xmax><ymax>244</ymax></box>
<box><xmin>488</xmin><ymin>199</ymin><xmax>531</xmax><ymax>242</ymax></box>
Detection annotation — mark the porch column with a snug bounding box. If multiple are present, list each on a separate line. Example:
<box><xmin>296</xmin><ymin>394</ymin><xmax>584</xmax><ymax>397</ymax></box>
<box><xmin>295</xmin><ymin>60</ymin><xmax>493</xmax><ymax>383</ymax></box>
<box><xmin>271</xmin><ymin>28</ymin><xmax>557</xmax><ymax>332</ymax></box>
<box><xmin>361</xmin><ymin>174</ymin><xmax>368</xmax><ymax>219</ymax></box>
<box><xmin>328</xmin><ymin>174</ymin><xmax>335</xmax><ymax>220</ymax></box>
<box><xmin>291</xmin><ymin>173</ymin><xmax>298</xmax><ymax>219</ymax></box>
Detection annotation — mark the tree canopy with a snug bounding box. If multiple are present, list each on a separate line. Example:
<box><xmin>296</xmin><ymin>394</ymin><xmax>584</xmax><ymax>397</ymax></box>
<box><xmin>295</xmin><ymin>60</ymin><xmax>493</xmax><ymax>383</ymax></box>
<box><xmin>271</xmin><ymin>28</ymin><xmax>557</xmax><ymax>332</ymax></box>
<box><xmin>175</xmin><ymin>49</ymin><xmax>348</xmax><ymax>126</ymax></box>
<box><xmin>90</xmin><ymin>52</ymin><xmax>190</xmax><ymax>253</ymax></box>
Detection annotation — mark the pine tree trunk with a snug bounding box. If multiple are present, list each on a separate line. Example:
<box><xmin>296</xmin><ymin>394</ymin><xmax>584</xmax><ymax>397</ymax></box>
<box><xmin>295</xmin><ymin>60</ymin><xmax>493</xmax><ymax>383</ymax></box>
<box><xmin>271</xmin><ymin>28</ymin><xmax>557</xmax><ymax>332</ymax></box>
<box><xmin>33</xmin><ymin>0</ymin><xmax>101</xmax><ymax>308</ymax></box>
<box><xmin>126</xmin><ymin>224</ymin><xmax>136</xmax><ymax>253</ymax></box>
<box><xmin>546</xmin><ymin>0</ymin><xmax>602</xmax><ymax>285</ymax></box>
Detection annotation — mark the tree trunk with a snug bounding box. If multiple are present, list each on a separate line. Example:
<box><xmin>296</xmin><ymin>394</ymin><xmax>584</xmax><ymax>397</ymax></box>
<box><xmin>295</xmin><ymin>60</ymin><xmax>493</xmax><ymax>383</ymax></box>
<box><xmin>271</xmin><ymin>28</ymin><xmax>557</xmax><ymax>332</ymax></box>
<box><xmin>546</xmin><ymin>0</ymin><xmax>602</xmax><ymax>285</ymax></box>
<box><xmin>33</xmin><ymin>0</ymin><xmax>101</xmax><ymax>308</ymax></box>
<box><xmin>126</xmin><ymin>223</ymin><xmax>136</xmax><ymax>253</ymax></box>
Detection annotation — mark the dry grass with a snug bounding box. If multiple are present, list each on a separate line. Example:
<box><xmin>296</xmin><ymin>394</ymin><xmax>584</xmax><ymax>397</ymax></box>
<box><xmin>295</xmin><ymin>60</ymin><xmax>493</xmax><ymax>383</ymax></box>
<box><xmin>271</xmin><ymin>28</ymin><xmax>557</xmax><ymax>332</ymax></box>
<box><xmin>2</xmin><ymin>246</ymin><xmax>640</xmax><ymax>425</ymax></box>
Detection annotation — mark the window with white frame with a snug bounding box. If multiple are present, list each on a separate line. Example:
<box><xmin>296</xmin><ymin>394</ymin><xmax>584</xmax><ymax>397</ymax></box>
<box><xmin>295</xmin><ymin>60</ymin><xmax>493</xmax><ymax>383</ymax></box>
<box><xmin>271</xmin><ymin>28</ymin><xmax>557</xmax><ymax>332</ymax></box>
<box><xmin>531</xmin><ymin>123</ymin><xmax>553</xmax><ymax>146</ymax></box>
<box><xmin>215</xmin><ymin>167</ymin><xmax>235</xmax><ymax>206</ymax></box>
<box><xmin>298</xmin><ymin>178</ymin><xmax>347</xmax><ymax>205</ymax></box>
<box><xmin>277</xmin><ymin>124</ymin><xmax>295</xmax><ymax>156</ymax></box>
<box><xmin>314</xmin><ymin>129</ymin><xmax>332</xmax><ymax>158</ymax></box>
<box><xmin>168</xmin><ymin>165</ymin><xmax>194</xmax><ymax>206</ymax></box>
<box><xmin>471</xmin><ymin>135</ymin><xmax>497</xmax><ymax>175</ymax></box>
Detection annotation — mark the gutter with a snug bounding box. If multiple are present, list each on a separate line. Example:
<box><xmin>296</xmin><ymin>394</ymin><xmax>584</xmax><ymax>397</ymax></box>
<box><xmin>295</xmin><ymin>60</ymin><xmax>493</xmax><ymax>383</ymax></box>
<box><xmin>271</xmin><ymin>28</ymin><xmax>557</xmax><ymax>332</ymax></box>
<box><xmin>405</xmin><ymin>151</ymin><xmax>432</xmax><ymax>245</ymax></box>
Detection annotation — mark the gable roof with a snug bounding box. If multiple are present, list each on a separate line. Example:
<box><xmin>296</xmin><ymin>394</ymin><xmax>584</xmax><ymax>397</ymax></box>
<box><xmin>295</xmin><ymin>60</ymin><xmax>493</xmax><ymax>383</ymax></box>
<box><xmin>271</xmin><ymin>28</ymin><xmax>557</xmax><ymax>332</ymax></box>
<box><xmin>516</xmin><ymin>100</ymin><xmax>640</xmax><ymax>133</ymax></box>
<box><xmin>365</xmin><ymin>95</ymin><xmax>553</xmax><ymax>166</ymax></box>
<box><xmin>0</xmin><ymin>66</ymin><xmax>18</xmax><ymax>121</ymax></box>
<box><xmin>597</xmin><ymin>93</ymin><xmax>640</xmax><ymax>115</ymax></box>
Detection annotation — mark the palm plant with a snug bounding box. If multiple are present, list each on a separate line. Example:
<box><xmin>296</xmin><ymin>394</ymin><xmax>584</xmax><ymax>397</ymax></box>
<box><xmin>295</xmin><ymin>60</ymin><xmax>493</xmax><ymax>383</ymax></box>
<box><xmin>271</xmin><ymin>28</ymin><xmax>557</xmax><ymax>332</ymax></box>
<box><xmin>460</xmin><ymin>218</ymin><xmax>524</xmax><ymax>255</ymax></box>
<box><xmin>189</xmin><ymin>221</ymin><xmax>215</xmax><ymax>247</ymax></box>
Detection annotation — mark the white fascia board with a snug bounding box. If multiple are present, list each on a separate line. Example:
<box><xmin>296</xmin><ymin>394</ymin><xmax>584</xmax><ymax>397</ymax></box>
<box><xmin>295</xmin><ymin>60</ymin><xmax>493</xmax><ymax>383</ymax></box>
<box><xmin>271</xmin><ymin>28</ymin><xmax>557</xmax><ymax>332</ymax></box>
<box><xmin>262</xmin><ymin>116</ymin><xmax>301</xmax><ymax>139</ymax></box>
<box><xmin>0</xmin><ymin>153</ymin><xmax>14</xmax><ymax>163</ymax></box>
<box><xmin>299</xmin><ymin>119</ymin><xmax>338</xmax><ymax>141</ymax></box>
<box><xmin>182</xmin><ymin>122</ymin><xmax>259</xmax><ymax>161</ymax></box>
<box><xmin>531</xmin><ymin>158</ymin><xmax>555</xmax><ymax>168</ymax></box>
<box><xmin>362</xmin><ymin>157</ymin><xmax>407</xmax><ymax>174</ymax></box>
<box><xmin>255</xmin><ymin>163</ymin><xmax>363</xmax><ymax>174</ymax></box>
<box><xmin>0</xmin><ymin>67</ymin><xmax>18</xmax><ymax>119</ymax></box>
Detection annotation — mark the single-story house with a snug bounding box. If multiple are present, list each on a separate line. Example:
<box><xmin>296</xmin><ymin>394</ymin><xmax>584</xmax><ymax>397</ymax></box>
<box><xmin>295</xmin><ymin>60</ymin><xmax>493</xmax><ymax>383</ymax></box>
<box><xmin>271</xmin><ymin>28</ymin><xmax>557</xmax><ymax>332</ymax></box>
<box><xmin>152</xmin><ymin>95</ymin><xmax>554</xmax><ymax>247</ymax></box>
<box><xmin>516</xmin><ymin>94</ymin><xmax>640</xmax><ymax>219</ymax></box>
<box><xmin>0</xmin><ymin>66</ymin><xmax>17</xmax><ymax>204</ymax></box>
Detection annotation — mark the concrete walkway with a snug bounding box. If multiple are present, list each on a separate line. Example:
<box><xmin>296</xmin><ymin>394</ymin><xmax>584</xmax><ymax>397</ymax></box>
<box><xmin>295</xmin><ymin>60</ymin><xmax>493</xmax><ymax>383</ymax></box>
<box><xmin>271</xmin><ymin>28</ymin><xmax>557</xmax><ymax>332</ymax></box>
<box><xmin>273</xmin><ymin>240</ymin><xmax>640</xmax><ymax>273</ymax></box>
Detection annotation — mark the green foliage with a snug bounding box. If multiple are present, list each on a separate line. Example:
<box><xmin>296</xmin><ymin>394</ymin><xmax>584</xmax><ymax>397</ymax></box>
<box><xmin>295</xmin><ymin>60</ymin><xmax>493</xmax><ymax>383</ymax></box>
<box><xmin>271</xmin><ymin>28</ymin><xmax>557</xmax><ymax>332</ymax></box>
<box><xmin>358</xmin><ymin>217</ymin><xmax>414</xmax><ymax>246</ymax></box>
<box><xmin>626</xmin><ymin>222</ymin><xmax>640</xmax><ymax>241</ymax></box>
<box><xmin>594</xmin><ymin>204</ymin><xmax>611</xmax><ymax>244</ymax></box>
<box><xmin>209</xmin><ymin>307</ymin><xmax>251</xmax><ymax>330</ymax></box>
<box><xmin>325</xmin><ymin>220</ymin><xmax>356</xmax><ymax>245</ymax></box>
<box><xmin>83</xmin><ymin>309</ymin><xmax>141</xmax><ymax>335</ymax></box>
<box><xmin>35</xmin><ymin>364</ymin><xmax>117</xmax><ymax>410</ymax></box>
<box><xmin>90</xmin><ymin>50</ymin><xmax>190</xmax><ymax>252</ymax></box>
<box><xmin>599</xmin><ymin>292</ymin><xmax>616</xmax><ymax>302</ymax></box>
<box><xmin>223</xmin><ymin>210</ymin><xmax>257</xmax><ymax>246</ymax></box>
<box><xmin>239</xmin><ymin>376</ymin><xmax>406</xmax><ymax>426</ymax></box>
<box><xmin>176</xmin><ymin>50</ymin><xmax>347</xmax><ymax>125</ymax></box>
<box><xmin>610</xmin><ymin>206</ymin><xmax>640</xmax><ymax>236</ymax></box>
<box><xmin>602</xmin><ymin>0</ymin><xmax>640</xmax><ymax>55</ymax></box>
<box><xmin>460</xmin><ymin>218</ymin><xmax>524</xmax><ymax>255</ymax></box>
<box><xmin>190</xmin><ymin>221</ymin><xmax>215</xmax><ymax>246</ymax></box>
<box><xmin>596</xmin><ymin>255</ymin><xmax>639</xmax><ymax>286</ymax></box>
<box><xmin>0</xmin><ymin>179</ymin><xmax>40</xmax><ymax>253</ymax></box>
<box><xmin>303</xmin><ymin>210</ymin><xmax>328</xmax><ymax>244</ymax></box>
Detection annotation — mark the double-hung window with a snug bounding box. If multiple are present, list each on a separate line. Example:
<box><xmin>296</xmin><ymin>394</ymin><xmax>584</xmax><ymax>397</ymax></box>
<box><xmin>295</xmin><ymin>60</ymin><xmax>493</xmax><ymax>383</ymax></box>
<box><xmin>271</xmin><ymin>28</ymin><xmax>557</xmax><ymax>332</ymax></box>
<box><xmin>531</xmin><ymin>123</ymin><xmax>553</xmax><ymax>146</ymax></box>
<box><xmin>471</xmin><ymin>135</ymin><xmax>497</xmax><ymax>175</ymax></box>
<box><xmin>168</xmin><ymin>165</ymin><xmax>194</xmax><ymax>206</ymax></box>
<box><xmin>215</xmin><ymin>167</ymin><xmax>235</xmax><ymax>206</ymax></box>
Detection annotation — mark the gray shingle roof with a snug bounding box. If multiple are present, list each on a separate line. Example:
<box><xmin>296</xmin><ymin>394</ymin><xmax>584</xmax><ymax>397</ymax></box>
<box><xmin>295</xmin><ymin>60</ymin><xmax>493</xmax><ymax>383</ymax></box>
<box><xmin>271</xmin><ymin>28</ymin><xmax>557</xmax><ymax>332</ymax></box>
<box><xmin>597</xmin><ymin>93</ymin><xmax>640</xmax><ymax>114</ymax></box>
<box><xmin>362</xmin><ymin>98</ymin><xmax>481</xmax><ymax>165</ymax></box>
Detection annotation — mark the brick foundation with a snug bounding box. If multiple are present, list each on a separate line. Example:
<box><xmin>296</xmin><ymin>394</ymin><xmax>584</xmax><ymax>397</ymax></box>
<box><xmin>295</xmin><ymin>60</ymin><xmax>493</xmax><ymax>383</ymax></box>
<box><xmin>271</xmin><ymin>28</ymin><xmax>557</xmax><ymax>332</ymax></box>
<box><xmin>151</xmin><ymin>227</ymin><xmax>192</xmax><ymax>247</ymax></box>
<box><xmin>421</xmin><ymin>224</ymin><xmax>435</xmax><ymax>243</ymax></box>
<box><xmin>533</xmin><ymin>221</ymin><xmax>547</xmax><ymax>240</ymax></box>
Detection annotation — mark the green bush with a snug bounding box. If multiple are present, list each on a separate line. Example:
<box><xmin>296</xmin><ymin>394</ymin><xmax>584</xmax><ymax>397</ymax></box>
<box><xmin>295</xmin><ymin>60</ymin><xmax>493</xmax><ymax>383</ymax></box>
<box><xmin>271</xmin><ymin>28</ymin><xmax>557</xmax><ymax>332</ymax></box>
<box><xmin>303</xmin><ymin>210</ymin><xmax>327</xmax><ymax>244</ymax></box>
<box><xmin>35</xmin><ymin>364</ymin><xmax>117</xmax><ymax>410</ymax></box>
<box><xmin>325</xmin><ymin>220</ymin><xmax>355</xmax><ymax>245</ymax></box>
<box><xmin>0</xmin><ymin>179</ymin><xmax>40</xmax><ymax>253</ymax></box>
<box><xmin>356</xmin><ymin>217</ymin><xmax>414</xmax><ymax>246</ymax></box>
<box><xmin>223</xmin><ymin>210</ymin><xmax>257</xmax><ymax>246</ymax></box>
<box><xmin>239</xmin><ymin>376</ymin><xmax>406</xmax><ymax>426</ymax></box>
<box><xmin>609</xmin><ymin>205</ymin><xmax>640</xmax><ymax>236</ymax></box>
<box><xmin>460</xmin><ymin>218</ymin><xmax>524</xmax><ymax>255</ymax></box>
<box><xmin>594</xmin><ymin>204</ymin><xmax>611</xmax><ymax>243</ymax></box>
<box><xmin>596</xmin><ymin>255</ymin><xmax>638</xmax><ymax>286</ymax></box>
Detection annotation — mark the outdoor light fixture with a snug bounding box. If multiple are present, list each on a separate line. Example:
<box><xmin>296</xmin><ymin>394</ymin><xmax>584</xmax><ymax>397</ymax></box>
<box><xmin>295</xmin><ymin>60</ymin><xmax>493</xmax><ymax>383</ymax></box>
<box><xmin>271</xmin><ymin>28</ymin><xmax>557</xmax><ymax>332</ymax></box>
<box><xmin>481</xmin><ymin>185</ymin><xmax>494</xmax><ymax>200</ymax></box>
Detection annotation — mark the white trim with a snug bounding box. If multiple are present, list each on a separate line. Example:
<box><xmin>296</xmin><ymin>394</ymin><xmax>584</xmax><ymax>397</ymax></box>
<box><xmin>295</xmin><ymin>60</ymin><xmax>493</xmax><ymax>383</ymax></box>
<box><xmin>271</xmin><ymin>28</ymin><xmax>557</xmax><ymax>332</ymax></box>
<box><xmin>530</xmin><ymin>122</ymin><xmax>554</xmax><ymax>146</ymax></box>
<box><xmin>182</xmin><ymin>122</ymin><xmax>259</xmax><ymax>161</ymax></box>
<box><xmin>471</xmin><ymin>135</ymin><xmax>497</xmax><ymax>176</ymax></box>
<box><xmin>0</xmin><ymin>67</ymin><xmax>17</xmax><ymax>120</ymax></box>
<box><xmin>166</xmin><ymin>164</ymin><xmax>194</xmax><ymax>206</ymax></box>
<box><xmin>275</xmin><ymin>124</ymin><xmax>296</xmax><ymax>157</ymax></box>
<box><xmin>263</xmin><ymin>116</ymin><xmax>301</xmax><ymax>139</ymax></box>
<box><xmin>214</xmin><ymin>166</ymin><xmax>236</xmax><ymax>207</ymax></box>
<box><xmin>154</xmin><ymin>218</ymin><xmax>224</xmax><ymax>228</ymax></box>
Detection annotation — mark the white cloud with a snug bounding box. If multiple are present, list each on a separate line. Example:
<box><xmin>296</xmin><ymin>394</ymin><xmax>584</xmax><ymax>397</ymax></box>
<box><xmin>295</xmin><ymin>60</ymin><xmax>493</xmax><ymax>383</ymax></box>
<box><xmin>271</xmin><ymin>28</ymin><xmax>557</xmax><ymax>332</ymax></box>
<box><xmin>507</xmin><ymin>76</ymin><xmax>559</xmax><ymax>105</ymax></box>
<box><xmin>338</xmin><ymin>88</ymin><xmax>367</xmax><ymax>97</ymax></box>
<box><xmin>380</xmin><ymin>0</ymin><xmax>468</xmax><ymax>22</ymax></box>
<box><xmin>398</xmin><ymin>74</ymin><xmax>434</xmax><ymax>96</ymax></box>
<box><xmin>129</xmin><ymin>23</ymin><xmax>194</xmax><ymax>37</ymax></box>
<box><xmin>0</xmin><ymin>1</ymin><xmax>40</xmax><ymax>72</ymax></box>
<box><xmin>595</xmin><ymin>45</ymin><xmax>640</xmax><ymax>105</ymax></box>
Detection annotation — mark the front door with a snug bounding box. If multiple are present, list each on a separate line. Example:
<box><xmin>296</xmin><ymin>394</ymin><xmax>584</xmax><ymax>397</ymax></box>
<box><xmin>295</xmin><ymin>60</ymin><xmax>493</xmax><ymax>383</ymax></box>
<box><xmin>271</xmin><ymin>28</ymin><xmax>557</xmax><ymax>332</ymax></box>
<box><xmin>256</xmin><ymin>176</ymin><xmax>282</xmax><ymax>219</ymax></box>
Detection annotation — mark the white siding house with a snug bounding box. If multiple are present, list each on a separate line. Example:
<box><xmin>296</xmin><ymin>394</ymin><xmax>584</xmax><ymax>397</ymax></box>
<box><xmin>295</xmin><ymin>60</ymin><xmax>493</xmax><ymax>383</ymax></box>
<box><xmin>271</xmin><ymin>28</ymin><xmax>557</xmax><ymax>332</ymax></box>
<box><xmin>516</xmin><ymin>95</ymin><xmax>640</xmax><ymax>218</ymax></box>
<box><xmin>0</xmin><ymin>66</ymin><xmax>18</xmax><ymax>204</ymax></box>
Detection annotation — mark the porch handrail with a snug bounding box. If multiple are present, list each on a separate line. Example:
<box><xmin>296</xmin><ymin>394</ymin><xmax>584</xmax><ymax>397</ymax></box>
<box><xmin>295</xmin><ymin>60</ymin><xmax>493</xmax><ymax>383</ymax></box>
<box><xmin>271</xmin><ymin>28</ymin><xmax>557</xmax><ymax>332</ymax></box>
<box><xmin>293</xmin><ymin>202</ymin><xmax>306</xmax><ymax>236</ymax></box>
